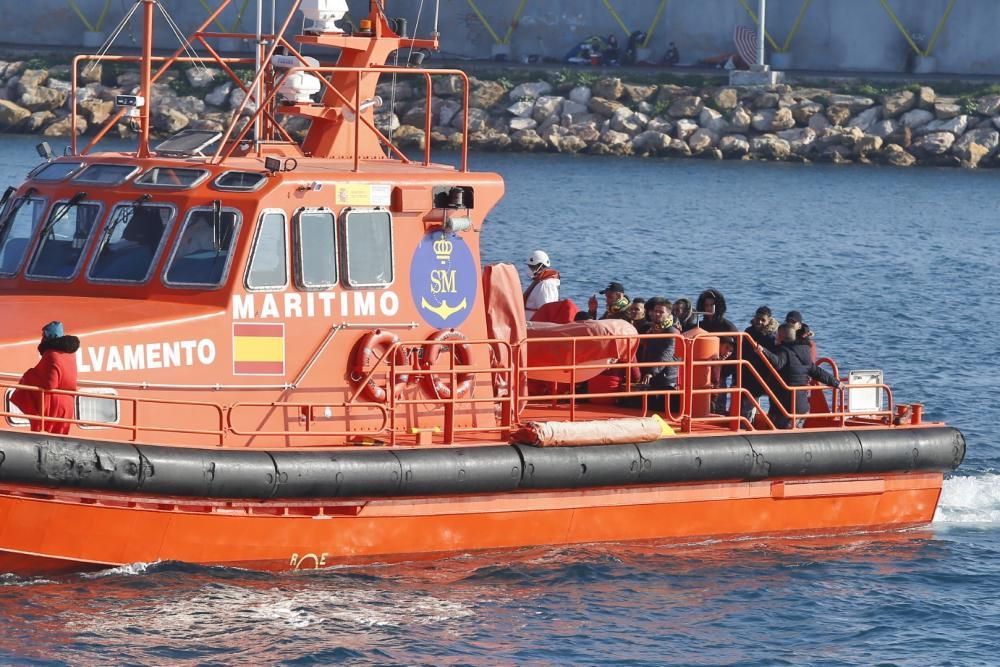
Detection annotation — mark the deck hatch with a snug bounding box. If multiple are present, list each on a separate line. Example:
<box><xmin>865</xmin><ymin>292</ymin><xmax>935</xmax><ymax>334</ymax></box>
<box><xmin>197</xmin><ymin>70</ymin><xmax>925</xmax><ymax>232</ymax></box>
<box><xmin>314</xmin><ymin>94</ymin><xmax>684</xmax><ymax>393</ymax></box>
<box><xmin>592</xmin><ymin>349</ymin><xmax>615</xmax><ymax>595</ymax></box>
<box><xmin>213</xmin><ymin>171</ymin><xmax>268</xmax><ymax>192</ymax></box>
<box><xmin>72</xmin><ymin>164</ymin><xmax>140</xmax><ymax>186</ymax></box>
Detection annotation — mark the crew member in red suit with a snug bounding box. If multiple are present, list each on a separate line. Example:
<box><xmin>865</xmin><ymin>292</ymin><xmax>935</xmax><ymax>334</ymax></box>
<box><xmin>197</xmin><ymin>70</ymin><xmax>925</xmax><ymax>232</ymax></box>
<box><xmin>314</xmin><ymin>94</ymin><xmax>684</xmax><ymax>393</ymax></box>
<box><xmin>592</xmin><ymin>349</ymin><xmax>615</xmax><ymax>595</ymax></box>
<box><xmin>10</xmin><ymin>321</ymin><xmax>80</xmax><ymax>434</ymax></box>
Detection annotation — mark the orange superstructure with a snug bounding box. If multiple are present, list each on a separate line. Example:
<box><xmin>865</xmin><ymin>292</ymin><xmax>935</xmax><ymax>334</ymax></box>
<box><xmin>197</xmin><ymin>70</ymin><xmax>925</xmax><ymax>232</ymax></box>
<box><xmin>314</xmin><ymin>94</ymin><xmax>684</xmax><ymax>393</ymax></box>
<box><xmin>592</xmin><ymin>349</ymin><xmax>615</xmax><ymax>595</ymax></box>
<box><xmin>0</xmin><ymin>0</ymin><xmax>964</xmax><ymax>575</ymax></box>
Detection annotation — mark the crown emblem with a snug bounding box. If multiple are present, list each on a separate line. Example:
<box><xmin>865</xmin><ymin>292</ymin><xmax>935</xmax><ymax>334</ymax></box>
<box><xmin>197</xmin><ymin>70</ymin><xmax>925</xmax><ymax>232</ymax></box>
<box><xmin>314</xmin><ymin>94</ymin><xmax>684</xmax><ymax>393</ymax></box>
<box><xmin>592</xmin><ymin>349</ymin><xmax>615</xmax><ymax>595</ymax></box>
<box><xmin>433</xmin><ymin>237</ymin><xmax>453</xmax><ymax>261</ymax></box>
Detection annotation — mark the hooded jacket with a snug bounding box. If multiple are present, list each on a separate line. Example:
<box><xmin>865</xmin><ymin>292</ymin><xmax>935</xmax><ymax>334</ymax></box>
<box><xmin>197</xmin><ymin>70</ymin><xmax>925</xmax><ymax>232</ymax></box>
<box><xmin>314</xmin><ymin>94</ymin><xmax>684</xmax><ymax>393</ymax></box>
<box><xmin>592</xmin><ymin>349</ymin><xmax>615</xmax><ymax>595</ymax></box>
<box><xmin>11</xmin><ymin>335</ymin><xmax>80</xmax><ymax>434</ymax></box>
<box><xmin>695</xmin><ymin>289</ymin><xmax>737</xmax><ymax>338</ymax></box>
<box><xmin>758</xmin><ymin>339</ymin><xmax>839</xmax><ymax>421</ymax></box>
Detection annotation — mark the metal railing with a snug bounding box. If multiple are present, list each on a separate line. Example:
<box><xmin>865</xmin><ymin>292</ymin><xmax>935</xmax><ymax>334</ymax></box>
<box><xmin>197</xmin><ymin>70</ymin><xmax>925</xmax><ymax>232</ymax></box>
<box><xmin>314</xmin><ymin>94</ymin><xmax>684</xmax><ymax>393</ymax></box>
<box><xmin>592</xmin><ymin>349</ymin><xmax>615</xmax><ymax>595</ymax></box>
<box><xmin>0</xmin><ymin>329</ymin><xmax>899</xmax><ymax>446</ymax></box>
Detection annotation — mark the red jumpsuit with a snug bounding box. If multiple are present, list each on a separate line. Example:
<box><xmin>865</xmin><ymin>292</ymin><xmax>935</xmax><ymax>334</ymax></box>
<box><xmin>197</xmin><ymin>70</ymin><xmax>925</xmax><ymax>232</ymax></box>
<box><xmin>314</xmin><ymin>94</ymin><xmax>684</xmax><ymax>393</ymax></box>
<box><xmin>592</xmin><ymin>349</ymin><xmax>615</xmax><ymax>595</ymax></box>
<box><xmin>11</xmin><ymin>348</ymin><xmax>78</xmax><ymax>434</ymax></box>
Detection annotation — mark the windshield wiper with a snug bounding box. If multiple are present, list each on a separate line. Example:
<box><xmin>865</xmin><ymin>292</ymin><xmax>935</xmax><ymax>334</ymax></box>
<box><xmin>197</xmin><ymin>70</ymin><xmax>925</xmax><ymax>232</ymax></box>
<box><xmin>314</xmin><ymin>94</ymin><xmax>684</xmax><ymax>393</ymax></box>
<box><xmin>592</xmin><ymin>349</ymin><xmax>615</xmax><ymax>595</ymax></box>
<box><xmin>100</xmin><ymin>193</ymin><xmax>151</xmax><ymax>245</ymax></box>
<box><xmin>211</xmin><ymin>199</ymin><xmax>223</xmax><ymax>253</ymax></box>
<box><xmin>39</xmin><ymin>191</ymin><xmax>87</xmax><ymax>238</ymax></box>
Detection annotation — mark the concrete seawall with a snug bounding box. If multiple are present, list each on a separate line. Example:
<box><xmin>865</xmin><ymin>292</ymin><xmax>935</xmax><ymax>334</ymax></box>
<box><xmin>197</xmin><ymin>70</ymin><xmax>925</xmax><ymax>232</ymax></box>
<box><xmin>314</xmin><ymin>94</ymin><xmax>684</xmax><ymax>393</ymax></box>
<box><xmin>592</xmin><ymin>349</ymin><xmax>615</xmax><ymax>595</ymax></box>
<box><xmin>1</xmin><ymin>58</ymin><xmax>999</xmax><ymax>169</ymax></box>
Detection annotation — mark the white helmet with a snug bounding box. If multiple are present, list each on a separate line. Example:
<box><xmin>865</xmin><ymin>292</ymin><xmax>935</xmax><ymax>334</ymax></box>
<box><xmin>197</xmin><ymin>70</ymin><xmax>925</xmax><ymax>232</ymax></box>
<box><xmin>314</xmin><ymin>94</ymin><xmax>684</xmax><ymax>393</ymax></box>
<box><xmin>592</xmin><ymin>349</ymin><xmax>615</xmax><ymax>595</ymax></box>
<box><xmin>527</xmin><ymin>250</ymin><xmax>550</xmax><ymax>268</ymax></box>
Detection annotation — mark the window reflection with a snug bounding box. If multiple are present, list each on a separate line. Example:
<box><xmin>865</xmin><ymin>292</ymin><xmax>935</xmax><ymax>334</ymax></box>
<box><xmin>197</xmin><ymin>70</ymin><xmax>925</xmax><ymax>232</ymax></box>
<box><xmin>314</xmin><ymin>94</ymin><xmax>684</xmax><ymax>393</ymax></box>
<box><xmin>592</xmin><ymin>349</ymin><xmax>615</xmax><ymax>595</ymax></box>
<box><xmin>27</xmin><ymin>199</ymin><xmax>101</xmax><ymax>279</ymax></box>
<box><xmin>0</xmin><ymin>196</ymin><xmax>46</xmax><ymax>276</ymax></box>
<box><xmin>89</xmin><ymin>204</ymin><xmax>172</xmax><ymax>282</ymax></box>
<box><xmin>165</xmin><ymin>207</ymin><xmax>240</xmax><ymax>286</ymax></box>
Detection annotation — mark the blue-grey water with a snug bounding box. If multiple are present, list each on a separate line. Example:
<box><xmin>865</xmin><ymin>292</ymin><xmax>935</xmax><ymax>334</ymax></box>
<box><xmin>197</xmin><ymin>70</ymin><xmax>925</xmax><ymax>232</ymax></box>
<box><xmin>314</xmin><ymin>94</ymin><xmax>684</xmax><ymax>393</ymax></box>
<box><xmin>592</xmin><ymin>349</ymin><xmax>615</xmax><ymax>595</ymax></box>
<box><xmin>1</xmin><ymin>134</ymin><xmax>998</xmax><ymax>666</ymax></box>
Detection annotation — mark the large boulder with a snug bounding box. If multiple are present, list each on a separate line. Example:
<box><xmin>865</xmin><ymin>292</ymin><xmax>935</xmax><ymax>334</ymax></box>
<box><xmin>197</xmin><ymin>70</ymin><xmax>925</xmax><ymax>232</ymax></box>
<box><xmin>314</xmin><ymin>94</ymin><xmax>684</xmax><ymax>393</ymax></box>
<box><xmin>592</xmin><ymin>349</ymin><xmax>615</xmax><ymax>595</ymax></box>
<box><xmin>674</xmin><ymin>118</ymin><xmax>699</xmax><ymax>140</ymax></box>
<box><xmin>712</xmin><ymin>87</ymin><xmax>739</xmax><ymax>111</ymax></box>
<box><xmin>532</xmin><ymin>95</ymin><xmax>562</xmax><ymax>124</ymax></box>
<box><xmin>728</xmin><ymin>106</ymin><xmax>751</xmax><ymax>133</ymax></box>
<box><xmin>699</xmin><ymin>107</ymin><xmax>728</xmax><ymax>133</ymax></box>
<box><xmin>934</xmin><ymin>102</ymin><xmax>960</xmax><ymax>120</ymax></box>
<box><xmin>825</xmin><ymin>104</ymin><xmax>851</xmax><ymax>126</ymax></box>
<box><xmin>900</xmin><ymin>108</ymin><xmax>934</xmax><ymax>129</ymax></box>
<box><xmin>205</xmin><ymin>82</ymin><xmax>232</xmax><ymax>107</ymax></box>
<box><xmin>719</xmin><ymin>133</ymin><xmax>750</xmax><ymax>157</ymax></box>
<box><xmin>469</xmin><ymin>79</ymin><xmax>506</xmax><ymax>109</ymax></box>
<box><xmin>394</xmin><ymin>125</ymin><xmax>426</xmax><ymax>149</ymax></box>
<box><xmin>79</xmin><ymin>98</ymin><xmax>114</xmax><ymax>126</ymax></box>
<box><xmin>952</xmin><ymin>127</ymin><xmax>1000</xmax><ymax>166</ymax></box>
<box><xmin>880</xmin><ymin>90</ymin><xmax>916</xmax><ymax>117</ymax></box>
<box><xmin>439</xmin><ymin>99</ymin><xmax>462</xmax><ymax>126</ymax></box>
<box><xmin>43</xmin><ymin>113</ymin><xmax>87</xmax><ymax>137</ymax></box>
<box><xmin>750</xmin><ymin>134</ymin><xmax>791</xmax><ymax>160</ymax></box>
<box><xmin>910</xmin><ymin>131</ymin><xmax>955</xmax><ymax>156</ymax></box>
<box><xmin>915</xmin><ymin>114</ymin><xmax>968</xmax><ymax>137</ymax></box>
<box><xmin>668</xmin><ymin>95</ymin><xmax>703</xmax><ymax>118</ymax></box>
<box><xmin>511</xmin><ymin>129</ymin><xmax>548</xmax><ymax>152</ymax></box>
<box><xmin>808</xmin><ymin>112</ymin><xmax>831</xmax><ymax>132</ymax></box>
<box><xmin>16</xmin><ymin>69</ymin><xmax>48</xmax><ymax>94</ymax></box>
<box><xmin>752</xmin><ymin>91</ymin><xmax>780</xmax><ymax>110</ymax></box>
<box><xmin>507</xmin><ymin>99</ymin><xmax>533</xmax><ymax>118</ymax></box>
<box><xmin>688</xmin><ymin>128</ymin><xmax>719</xmax><ymax>153</ymax></box>
<box><xmin>153</xmin><ymin>108</ymin><xmax>190</xmax><ymax>134</ymax></box>
<box><xmin>0</xmin><ymin>99</ymin><xmax>30</xmax><ymax>127</ymax></box>
<box><xmin>185</xmin><ymin>67</ymin><xmax>218</xmax><ymax>89</ymax></box>
<box><xmin>622</xmin><ymin>83</ymin><xmax>657</xmax><ymax>104</ymax></box>
<box><xmin>509</xmin><ymin>81</ymin><xmax>552</xmax><ymax>101</ymax></box>
<box><xmin>646</xmin><ymin>115</ymin><xmax>674</xmax><ymax>134</ymax></box>
<box><xmin>587</xmin><ymin>96</ymin><xmax>625</xmax><ymax>118</ymax></box>
<box><xmin>567</xmin><ymin>121</ymin><xmax>601</xmax><ymax>143</ymax></box>
<box><xmin>881</xmin><ymin>143</ymin><xmax>916</xmax><ymax>167</ymax></box>
<box><xmin>464</xmin><ymin>107</ymin><xmax>488</xmax><ymax>132</ymax></box>
<box><xmin>560</xmin><ymin>99</ymin><xmax>588</xmax><ymax>118</ymax></box>
<box><xmin>869</xmin><ymin>119</ymin><xmax>898</xmax><ymax>139</ymax></box>
<box><xmin>508</xmin><ymin>117</ymin><xmax>537</xmax><ymax>132</ymax></box>
<box><xmin>568</xmin><ymin>85</ymin><xmax>592</xmax><ymax>106</ymax></box>
<box><xmin>917</xmin><ymin>86</ymin><xmax>936</xmax><ymax>109</ymax></box>
<box><xmin>632</xmin><ymin>130</ymin><xmax>672</xmax><ymax>155</ymax></box>
<box><xmin>592</xmin><ymin>77</ymin><xmax>624</xmax><ymax>100</ymax></box>
<box><xmin>20</xmin><ymin>86</ymin><xmax>67</xmax><ymax>112</ymax></box>
<box><xmin>597</xmin><ymin>129</ymin><xmax>633</xmax><ymax>155</ymax></box>
<box><xmin>24</xmin><ymin>110</ymin><xmax>55</xmax><ymax>132</ymax></box>
<box><xmin>975</xmin><ymin>94</ymin><xmax>1000</xmax><ymax>116</ymax></box>
<box><xmin>847</xmin><ymin>105</ymin><xmax>882</xmax><ymax>132</ymax></box>
<box><xmin>432</xmin><ymin>74</ymin><xmax>463</xmax><ymax>96</ymax></box>
<box><xmin>610</xmin><ymin>107</ymin><xmax>642</xmax><ymax>134</ymax></box>
<box><xmin>825</xmin><ymin>94</ymin><xmax>875</xmax><ymax>112</ymax></box>
<box><xmin>791</xmin><ymin>100</ymin><xmax>823</xmax><ymax>125</ymax></box>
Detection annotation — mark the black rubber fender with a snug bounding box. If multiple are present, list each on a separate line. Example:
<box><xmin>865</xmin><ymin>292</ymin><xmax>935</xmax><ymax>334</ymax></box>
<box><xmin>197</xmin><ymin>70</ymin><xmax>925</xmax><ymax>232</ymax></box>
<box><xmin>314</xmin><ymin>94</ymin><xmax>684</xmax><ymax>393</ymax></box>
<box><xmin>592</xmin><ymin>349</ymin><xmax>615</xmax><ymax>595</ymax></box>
<box><xmin>135</xmin><ymin>445</ymin><xmax>278</xmax><ymax>499</ymax></box>
<box><xmin>743</xmin><ymin>430</ymin><xmax>864</xmax><ymax>479</ymax></box>
<box><xmin>394</xmin><ymin>446</ymin><xmax>523</xmax><ymax>496</ymax></box>
<box><xmin>636</xmin><ymin>436</ymin><xmax>756</xmax><ymax>483</ymax></box>
<box><xmin>0</xmin><ymin>430</ymin><xmax>143</xmax><ymax>491</ymax></box>
<box><xmin>271</xmin><ymin>450</ymin><xmax>402</xmax><ymax>498</ymax></box>
<box><xmin>857</xmin><ymin>426</ymin><xmax>965</xmax><ymax>473</ymax></box>
<box><xmin>514</xmin><ymin>442</ymin><xmax>642</xmax><ymax>489</ymax></box>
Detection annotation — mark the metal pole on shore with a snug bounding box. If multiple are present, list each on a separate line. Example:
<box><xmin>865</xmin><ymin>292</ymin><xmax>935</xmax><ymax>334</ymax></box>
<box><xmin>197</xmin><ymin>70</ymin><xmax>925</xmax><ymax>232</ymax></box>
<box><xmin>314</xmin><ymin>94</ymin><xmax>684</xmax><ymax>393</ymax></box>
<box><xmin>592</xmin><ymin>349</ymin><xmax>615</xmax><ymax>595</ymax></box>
<box><xmin>757</xmin><ymin>0</ymin><xmax>766</xmax><ymax>67</ymax></box>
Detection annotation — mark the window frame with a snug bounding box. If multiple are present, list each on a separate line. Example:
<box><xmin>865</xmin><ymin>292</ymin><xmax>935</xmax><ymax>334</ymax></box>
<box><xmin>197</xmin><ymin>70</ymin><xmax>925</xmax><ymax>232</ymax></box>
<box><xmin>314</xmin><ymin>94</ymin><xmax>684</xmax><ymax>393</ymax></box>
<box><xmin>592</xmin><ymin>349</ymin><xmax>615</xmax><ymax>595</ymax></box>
<box><xmin>161</xmin><ymin>204</ymin><xmax>243</xmax><ymax>289</ymax></box>
<box><xmin>244</xmin><ymin>208</ymin><xmax>289</xmax><ymax>292</ymax></box>
<box><xmin>24</xmin><ymin>198</ymin><xmax>105</xmax><ymax>283</ymax></box>
<box><xmin>71</xmin><ymin>163</ymin><xmax>141</xmax><ymax>186</ymax></box>
<box><xmin>76</xmin><ymin>387</ymin><xmax>120</xmax><ymax>430</ymax></box>
<box><xmin>340</xmin><ymin>207</ymin><xmax>395</xmax><ymax>289</ymax></box>
<box><xmin>133</xmin><ymin>167</ymin><xmax>210</xmax><ymax>190</ymax></box>
<box><xmin>0</xmin><ymin>195</ymin><xmax>49</xmax><ymax>278</ymax></box>
<box><xmin>28</xmin><ymin>161</ymin><xmax>84</xmax><ymax>182</ymax></box>
<box><xmin>4</xmin><ymin>388</ymin><xmax>30</xmax><ymax>427</ymax></box>
<box><xmin>85</xmin><ymin>201</ymin><xmax>178</xmax><ymax>285</ymax></box>
<box><xmin>293</xmin><ymin>207</ymin><xmax>339</xmax><ymax>291</ymax></box>
<box><xmin>212</xmin><ymin>170</ymin><xmax>269</xmax><ymax>193</ymax></box>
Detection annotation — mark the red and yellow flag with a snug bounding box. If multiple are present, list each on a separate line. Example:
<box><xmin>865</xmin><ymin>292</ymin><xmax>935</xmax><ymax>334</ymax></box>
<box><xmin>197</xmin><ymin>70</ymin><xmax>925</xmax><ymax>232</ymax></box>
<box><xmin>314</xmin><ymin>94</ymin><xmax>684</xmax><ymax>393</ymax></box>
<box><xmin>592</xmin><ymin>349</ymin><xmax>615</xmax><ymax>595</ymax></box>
<box><xmin>232</xmin><ymin>323</ymin><xmax>285</xmax><ymax>375</ymax></box>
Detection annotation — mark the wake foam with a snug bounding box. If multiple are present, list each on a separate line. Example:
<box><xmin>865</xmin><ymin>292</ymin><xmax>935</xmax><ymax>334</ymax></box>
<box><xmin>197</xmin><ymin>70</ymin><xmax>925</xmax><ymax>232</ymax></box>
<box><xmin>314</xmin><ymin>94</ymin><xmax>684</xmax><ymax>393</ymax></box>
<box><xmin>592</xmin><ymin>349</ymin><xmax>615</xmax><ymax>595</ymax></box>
<box><xmin>934</xmin><ymin>473</ymin><xmax>1000</xmax><ymax>524</ymax></box>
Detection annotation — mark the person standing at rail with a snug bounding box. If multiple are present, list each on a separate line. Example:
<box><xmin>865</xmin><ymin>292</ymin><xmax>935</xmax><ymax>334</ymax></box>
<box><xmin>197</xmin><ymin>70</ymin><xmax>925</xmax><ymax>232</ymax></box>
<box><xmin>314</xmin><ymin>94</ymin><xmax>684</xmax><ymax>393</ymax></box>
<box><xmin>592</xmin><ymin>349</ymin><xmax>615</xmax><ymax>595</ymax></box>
<box><xmin>10</xmin><ymin>321</ymin><xmax>80</xmax><ymax>434</ymax></box>
<box><xmin>697</xmin><ymin>289</ymin><xmax>739</xmax><ymax>413</ymax></box>
<box><xmin>523</xmin><ymin>250</ymin><xmax>560</xmax><ymax>319</ymax></box>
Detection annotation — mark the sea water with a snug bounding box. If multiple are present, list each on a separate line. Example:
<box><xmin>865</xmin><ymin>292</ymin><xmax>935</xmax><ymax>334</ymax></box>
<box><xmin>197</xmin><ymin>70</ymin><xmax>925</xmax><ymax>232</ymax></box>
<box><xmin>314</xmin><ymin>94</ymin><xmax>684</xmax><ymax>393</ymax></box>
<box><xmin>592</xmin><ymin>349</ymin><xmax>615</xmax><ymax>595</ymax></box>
<box><xmin>0</xmin><ymin>135</ymin><xmax>997</xmax><ymax>666</ymax></box>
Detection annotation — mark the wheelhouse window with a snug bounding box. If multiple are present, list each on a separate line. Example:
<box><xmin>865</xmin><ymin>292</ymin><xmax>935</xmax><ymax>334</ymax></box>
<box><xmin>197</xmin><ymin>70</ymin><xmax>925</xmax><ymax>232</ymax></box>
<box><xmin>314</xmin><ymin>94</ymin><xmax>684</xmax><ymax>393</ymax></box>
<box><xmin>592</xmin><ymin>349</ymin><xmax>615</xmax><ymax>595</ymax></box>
<box><xmin>164</xmin><ymin>206</ymin><xmax>241</xmax><ymax>287</ymax></box>
<box><xmin>0</xmin><ymin>195</ymin><xmax>47</xmax><ymax>276</ymax></box>
<box><xmin>29</xmin><ymin>162</ymin><xmax>82</xmax><ymax>182</ymax></box>
<box><xmin>88</xmin><ymin>203</ymin><xmax>173</xmax><ymax>283</ymax></box>
<box><xmin>26</xmin><ymin>197</ymin><xmax>101</xmax><ymax>280</ymax></box>
<box><xmin>294</xmin><ymin>209</ymin><xmax>337</xmax><ymax>290</ymax></box>
<box><xmin>342</xmin><ymin>209</ymin><xmax>393</xmax><ymax>288</ymax></box>
<box><xmin>72</xmin><ymin>164</ymin><xmax>140</xmax><ymax>186</ymax></box>
<box><xmin>134</xmin><ymin>167</ymin><xmax>208</xmax><ymax>189</ymax></box>
<box><xmin>213</xmin><ymin>171</ymin><xmax>267</xmax><ymax>192</ymax></box>
<box><xmin>246</xmin><ymin>211</ymin><xmax>287</xmax><ymax>290</ymax></box>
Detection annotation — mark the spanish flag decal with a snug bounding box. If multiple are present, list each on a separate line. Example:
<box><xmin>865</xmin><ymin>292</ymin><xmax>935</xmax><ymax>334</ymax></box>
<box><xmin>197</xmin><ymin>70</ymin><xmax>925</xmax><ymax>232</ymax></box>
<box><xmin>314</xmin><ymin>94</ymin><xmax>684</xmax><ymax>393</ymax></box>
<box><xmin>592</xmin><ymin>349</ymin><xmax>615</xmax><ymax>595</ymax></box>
<box><xmin>232</xmin><ymin>323</ymin><xmax>285</xmax><ymax>375</ymax></box>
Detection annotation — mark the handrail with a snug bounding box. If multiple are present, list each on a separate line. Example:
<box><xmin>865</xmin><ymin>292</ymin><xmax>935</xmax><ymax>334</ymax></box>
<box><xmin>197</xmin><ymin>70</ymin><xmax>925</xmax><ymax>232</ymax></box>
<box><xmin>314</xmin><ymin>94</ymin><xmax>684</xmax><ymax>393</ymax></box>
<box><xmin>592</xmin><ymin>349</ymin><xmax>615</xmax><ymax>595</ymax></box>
<box><xmin>0</xmin><ymin>330</ymin><xmax>898</xmax><ymax>446</ymax></box>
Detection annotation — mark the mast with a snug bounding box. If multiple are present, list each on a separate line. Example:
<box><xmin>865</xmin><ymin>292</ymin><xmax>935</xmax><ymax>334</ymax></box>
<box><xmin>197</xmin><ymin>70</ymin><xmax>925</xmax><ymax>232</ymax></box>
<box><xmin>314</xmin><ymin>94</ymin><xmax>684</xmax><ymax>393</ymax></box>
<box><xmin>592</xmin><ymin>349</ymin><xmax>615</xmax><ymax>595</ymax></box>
<box><xmin>138</xmin><ymin>0</ymin><xmax>155</xmax><ymax>158</ymax></box>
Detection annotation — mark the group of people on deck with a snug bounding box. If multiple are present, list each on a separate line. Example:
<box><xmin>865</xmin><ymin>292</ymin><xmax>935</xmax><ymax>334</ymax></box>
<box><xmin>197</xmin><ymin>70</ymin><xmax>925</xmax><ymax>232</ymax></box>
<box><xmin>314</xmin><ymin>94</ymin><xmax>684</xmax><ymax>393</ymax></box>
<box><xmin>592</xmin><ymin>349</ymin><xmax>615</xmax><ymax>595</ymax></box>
<box><xmin>522</xmin><ymin>251</ymin><xmax>840</xmax><ymax>428</ymax></box>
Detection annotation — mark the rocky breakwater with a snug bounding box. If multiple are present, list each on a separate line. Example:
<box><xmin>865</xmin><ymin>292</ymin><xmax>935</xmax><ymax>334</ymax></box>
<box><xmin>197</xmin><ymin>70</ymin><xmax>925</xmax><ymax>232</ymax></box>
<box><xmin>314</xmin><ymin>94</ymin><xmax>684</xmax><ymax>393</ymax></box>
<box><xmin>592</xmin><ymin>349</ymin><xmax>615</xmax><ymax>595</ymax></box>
<box><xmin>0</xmin><ymin>60</ymin><xmax>309</xmax><ymax>141</ymax></box>
<box><xmin>383</xmin><ymin>75</ymin><xmax>1000</xmax><ymax>168</ymax></box>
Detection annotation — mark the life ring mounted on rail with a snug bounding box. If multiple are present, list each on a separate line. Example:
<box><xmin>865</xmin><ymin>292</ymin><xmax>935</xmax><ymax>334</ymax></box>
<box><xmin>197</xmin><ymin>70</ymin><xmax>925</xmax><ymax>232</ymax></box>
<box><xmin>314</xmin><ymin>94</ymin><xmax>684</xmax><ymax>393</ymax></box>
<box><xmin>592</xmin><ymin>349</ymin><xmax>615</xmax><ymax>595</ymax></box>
<box><xmin>422</xmin><ymin>329</ymin><xmax>475</xmax><ymax>399</ymax></box>
<box><xmin>351</xmin><ymin>329</ymin><xmax>411</xmax><ymax>404</ymax></box>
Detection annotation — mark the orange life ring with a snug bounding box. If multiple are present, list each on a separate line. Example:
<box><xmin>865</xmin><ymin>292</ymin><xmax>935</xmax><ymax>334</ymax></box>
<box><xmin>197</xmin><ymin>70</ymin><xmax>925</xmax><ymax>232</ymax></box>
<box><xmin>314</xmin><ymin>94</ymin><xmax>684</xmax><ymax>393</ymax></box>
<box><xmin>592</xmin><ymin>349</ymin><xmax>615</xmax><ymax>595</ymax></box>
<box><xmin>352</xmin><ymin>329</ymin><xmax>410</xmax><ymax>403</ymax></box>
<box><xmin>422</xmin><ymin>329</ymin><xmax>474</xmax><ymax>399</ymax></box>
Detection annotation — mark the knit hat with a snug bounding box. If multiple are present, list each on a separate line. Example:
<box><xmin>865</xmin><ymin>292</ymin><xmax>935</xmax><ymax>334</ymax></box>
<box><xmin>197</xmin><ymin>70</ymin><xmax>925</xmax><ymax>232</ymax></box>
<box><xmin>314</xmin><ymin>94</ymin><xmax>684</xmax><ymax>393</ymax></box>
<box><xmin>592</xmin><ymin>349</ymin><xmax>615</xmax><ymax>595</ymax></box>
<box><xmin>41</xmin><ymin>321</ymin><xmax>64</xmax><ymax>340</ymax></box>
<box><xmin>785</xmin><ymin>310</ymin><xmax>803</xmax><ymax>324</ymax></box>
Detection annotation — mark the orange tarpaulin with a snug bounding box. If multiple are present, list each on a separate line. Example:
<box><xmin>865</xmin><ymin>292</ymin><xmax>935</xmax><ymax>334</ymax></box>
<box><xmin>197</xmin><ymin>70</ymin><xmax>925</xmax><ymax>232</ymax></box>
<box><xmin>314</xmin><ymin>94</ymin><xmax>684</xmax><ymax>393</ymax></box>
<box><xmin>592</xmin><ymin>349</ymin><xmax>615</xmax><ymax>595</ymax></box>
<box><xmin>525</xmin><ymin>319</ymin><xmax>638</xmax><ymax>383</ymax></box>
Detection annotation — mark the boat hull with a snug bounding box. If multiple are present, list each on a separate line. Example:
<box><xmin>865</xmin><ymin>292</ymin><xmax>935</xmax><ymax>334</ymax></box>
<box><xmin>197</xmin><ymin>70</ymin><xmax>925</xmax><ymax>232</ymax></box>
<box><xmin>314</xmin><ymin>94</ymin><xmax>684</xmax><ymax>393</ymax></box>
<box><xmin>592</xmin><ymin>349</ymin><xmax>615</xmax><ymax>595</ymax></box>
<box><xmin>0</xmin><ymin>470</ymin><xmax>943</xmax><ymax>575</ymax></box>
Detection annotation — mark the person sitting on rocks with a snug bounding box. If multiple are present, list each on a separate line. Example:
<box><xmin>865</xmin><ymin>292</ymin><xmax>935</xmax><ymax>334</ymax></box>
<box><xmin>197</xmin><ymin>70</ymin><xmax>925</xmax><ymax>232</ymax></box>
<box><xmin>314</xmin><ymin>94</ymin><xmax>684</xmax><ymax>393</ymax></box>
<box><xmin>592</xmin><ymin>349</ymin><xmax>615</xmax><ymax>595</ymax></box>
<box><xmin>588</xmin><ymin>281</ymin><xmax>630</xmax><ymax>320</ymax></box>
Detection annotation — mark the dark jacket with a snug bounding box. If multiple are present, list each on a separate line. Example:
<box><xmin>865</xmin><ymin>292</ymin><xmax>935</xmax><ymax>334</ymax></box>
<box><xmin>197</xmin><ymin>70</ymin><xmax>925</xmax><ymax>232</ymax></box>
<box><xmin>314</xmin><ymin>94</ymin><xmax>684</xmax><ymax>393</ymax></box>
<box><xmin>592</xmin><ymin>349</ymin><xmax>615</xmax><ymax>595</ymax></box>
<box><xmin>695</xmin><ymin>289</ymin><xmax>737</xmax><ymax>339</ymax></box>
<box><xmin>759</xmin><ymin>340</ymin><xmax>839</xmax><ymax>417</ymax></box>
<box><xmin>12</xmin><ymin>335</ymin><xmax>80</xmax><ymax>434</ymax></box>
<box><xmin>637</xmin><ymin>325</ymin><xmax>679</xmax><ymax>388</ymax></box>
<box><xmin>740</xmin><ymin>325</ymin><xmax>777</xmax><ymax>396</ymax></box>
